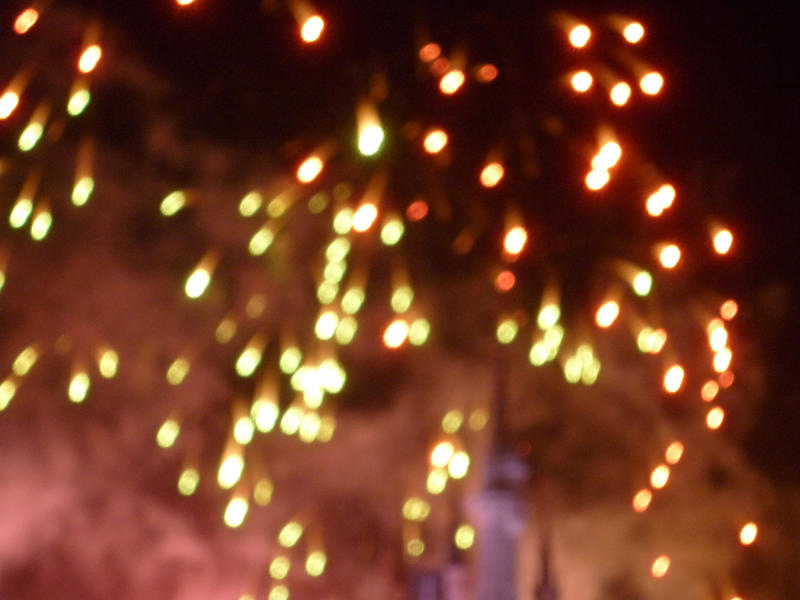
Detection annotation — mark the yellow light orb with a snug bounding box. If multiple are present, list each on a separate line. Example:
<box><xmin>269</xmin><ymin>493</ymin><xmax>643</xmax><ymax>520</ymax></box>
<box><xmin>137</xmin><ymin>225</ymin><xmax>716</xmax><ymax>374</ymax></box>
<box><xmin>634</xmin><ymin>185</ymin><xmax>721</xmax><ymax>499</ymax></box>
<box><xmin>306</xmin><ymin>550</ymin><xmax>327</xmax><ymax>576</ymax></box>
<box><xmin>571</xmin><ymin>70</ymin><xmax>593</xmax><ymax>92</ymax></box>
<box><xmin>713</xmin><ymin>228</ymin><xmax>734</xmax><ymax>254</ymax></box>
<box><xmin>0</xmin><ymin>91</ymin><xmax>20</xmax><ymax>120</ymax></box>
<box><xmin>78</xmin><ymin>44</ymin><xmax>102</xmax><ymax>73</ymax></box>
<box><xmin>623</xmin><ymin>21</ymin><xmax>645</xmax><ymax>43</ymax></box>
<box><xmin>640</xmin><ymin>71</ymin><xmax>664</xmax><ymax>95</ymax></box>
<box><xmin>595</xmin><ymin>300</ymin><xmax>620</xmax><ymax>328</ymax></box>
<box><xmin>217</xmin><ymin>454</ymin><xmax>244</xmax><ymax>489</ymax></box>
<box><xmin>454</xmin><ymin>524</ymin><xmax>475</xmax><ymax>549</ymax></box>
<box><xmin>592</xmin><ymin>141</ymin><xmax>622</xmax><ymax>170</ymax></box>
<box><xmin>651</xmin><ymin>555</ymin><xmax>670</xmax><ymax>578</ymax></box>
<box><xmin>706</xmin><ymin>406</ymin><xmax>725</xmax><ymax>430</ymax></box>
<box><xmin>423</xmin><ymin>129</ymin><xmax>448</xmax><ymax>153</ymax></box>
<box><xmin>358</xmin><ymin>124</ymin><xmax>384</xmax><ymax>156</ymax></box>
<box><xmin>585</xmin><ymin>169</ymin><xmax>610</xmax><ymax>190</ymax></box>
<box><xmin>14</xmin><ymin>8</ymin><xmax>40</xmax><ymax>34</ymax></box>
<box><xmin>270</xmin><ymin>556</ymin><xmax>291</xmax><ymax>579</ymax></box>
<box><xmin>384</xmin><ymin>319</ymin><xmax>409</xmax><ymax>348</ymax></box>
<box><xmin>659</xmin><ymin>244</ymin><xmax>681</xmax><ymax>269</ymax></box>
<box><xmin>440</xmin><ymin>69</ymin><xmax>465</xmax><ymax>94</ymax></box>
<box><xmin>224</xmin><ymin>496</ymin><xmax>249</xmax><ymax>528</ymax></box>
<box><xmin>632</xmin><ymin>489</ymin><xmax>652</xmax><ymax>512</ymax></box>
<box><xmin>296</xmin><ymin>155</ymin><xmax>323</xmax><ymax>183</ymax></box>
<box><xmin>352</xmin><ymin>202</ymin><xmax>378</xmax><ymax>232</ymax></box>
<box><xmin>632</xmin><ymin>271</ymin><xmax>653</xmax><ymax>296</ymax></box>
<box><xmin>713</xmin><ymin>348</ymin><xmax>733</xmax><ymax>373</ymax></box>
<box><xmin>156</xmin><ymin>419</ymin><xmax>181</xmax><ymax>448</ymax></box>
<box><xmin>431</xmin><ymin>440</ymin><xmax>455</xmax><ymax>468</ymax></box>
<box><xmin>503</xmin><ymin>226</ymin><xmax>528</xmax><ymax>255</ymax></box>
<box><xmin>448</xmin><ymin>451</ymin><xmax>470</xmax><ymax>479</ymax></box>
<box><xmin>177</xmin><ymin>467</ymin><xmax>200</xmax><ymax>496</ymax></box>
<box><xmin>663</xmin><ymin>365</ymin><xmax>684</xmax><ymax>393</ymax></box>
<box><xmin>568</xmin><ymin>24</ymin><xmax>591</xmax><ymax>48</ymax></box>
<box><xmin>480</xmin><ymin>162</ymin><xmax>505</xmax><ymax>188</ymax></box>
<box><xmin>739</xmin><ymin>522</ymin><xmax>758</xmax><ymax>545</ymax></box>
<box><xmin>665</xmin><ymin>441</ymin><xmax>684</xmax><ymax>464</ymax></box>
<box><xmin>301</xmin><ymin>15</ymin><xmax>325</xmax><ymax>43</ymax></box>
<box><xmin>650</xmin><ymin>464</ymin><xmax>670</xmax><ymax>489</ymax></box>
<box><xmin>610</xmin><ymin>82</ymin><xmax>632</xmax><ymax>106</ymax></box>
<box><xmin>68</xmin><ymin>371</ymin><xmax>90</xmax><ymax>403</ymax></box>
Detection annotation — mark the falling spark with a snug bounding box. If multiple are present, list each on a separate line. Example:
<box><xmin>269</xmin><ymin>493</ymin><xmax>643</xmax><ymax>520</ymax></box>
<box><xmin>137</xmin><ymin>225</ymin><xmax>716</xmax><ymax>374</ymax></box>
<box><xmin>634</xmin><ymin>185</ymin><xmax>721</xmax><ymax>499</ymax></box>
<box><xmin>571</xmin><ymin>70</ymin><xmax>593</xmax><ymax>92</ymax></box>
<box><xmin>659</xmin><ymin>244</ymin><xmax>681</xmax><ymax>269</ymax></box>
<box><xmin>585</xmin><ymin>169</ymin><xmax>610</xmax><ymax>190</ymax></box>
<box><xmin>610</xmin><ymin>82</ymin><xmax>632</xmax><ymax>106</ymax></box>
<box><xmin>640</xmin><ymin>71</ymin><xmax>664</xmax><ymax>95</ymax></box>
<box><xmin>0</xmin><ymin>91</ymin><xmax>20</xmax><ymax>119</ymax></box>
<box><xmin>224</xmin><ymin>496</ymin><xmax>249</xmax><ymax>528</ymax></box>
<box><xmin>665</xmin><ymin>441</ymin><xmax>684</xmax><ymax>464</ymax></box>
<box><xmin>297</xmin><ymin>155</ymin><xmax>324</xmax><ymax>183</ymax></box>
<box><xmin>14</xmin><ymin>8</ymin><xmax>40</xmax><ymax>34</ymax></box>
<box><xmin>650</xmin><ymin>464</ymin><xmax>670</xmax><ymax>488</ymax></box>
<box><xmin>623</xmin><ymin>21</ymin><xmax>645</xmax><ymax>43</ymax></box>
<box><xmin>439</xmin><ymin>69</ymin><xmax>465</xmax><ymax>94</ymax></box>
<box><xmin>352</xmin><ymin>203</ymin><xmax>378</xmax><ymax>231</ymax></box>
<box><xmin>739</xmin><ymin>522</ymin><xmax>758</xmax><ymax>545</ymax></box>
<box><xmin>503</xmin><ymin>226</ymin><xmax>528</xmax><ymax>255</ymax></box>
<box><xmin>706</xmin><ymin>406</ymin><xmax>725</xmax><ymax>430</ymax></box>
<box><xmin>595</xmin><ymin>300</ymin><xmax>620</xmax><ymax>327</ymax></box>
<box><xmin>78</xmin><ymin>44</ymin><xmax>102</xmax><ymax>73</ymax></box>
<box><xmin>423</xmin><ymin>129</ymin><xmax>448</xmax><ymax>153</ymax></box>
<box><xmin>633</xmin><ymin>489</ymin><xmax>652</xmax><ymax>512</ymax></box>
<box><xmin>663</xmin><ymin>365</ymin><xmax>685</xmax><ymax>393</ymax></box>
<box><xmin>651</xmin><ymin>555</ymin><xmax>671</xmax><ymax>578</ymax></box>
<box><xmin>431</xmin><ymin>440</ymin><xmax>455</xmax><ymax>468</ymax></box>
<box><xmin>713</xmin><ymin>228</ymin><xmax>734</xmax><ymax>254</ymax></box>
<box><xmin>480</xmin><ymin>162</ymin><xmax>505</xmax><ymax>187</ymax></box>
<box><xmin>384</xmin><ymin>319</ymin><xmax>409</xmax><ymax>348</ymax></box>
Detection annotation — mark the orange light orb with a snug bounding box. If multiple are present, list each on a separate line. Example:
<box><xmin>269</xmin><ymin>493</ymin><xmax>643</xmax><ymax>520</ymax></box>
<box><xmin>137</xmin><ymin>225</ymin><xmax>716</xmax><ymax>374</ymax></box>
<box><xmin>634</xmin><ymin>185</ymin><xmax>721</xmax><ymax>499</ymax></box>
<box><xmin>476</xmin><ymin>64</ymin><xmax>498</xmax><ymax>83</ymax></box>
<box><xmin>640</xmin><ymin>71</ymin><xmax>664</xmax><ymax>95</ymax></box>
<box><xmin>585</xmin><ymin>169</ymin><xmax>610</xmax><ymax>190</ymax></box>
<box><xmin>739</xmin><ymin>522</ymin><xmax>758</xmax><ymax>546</ymax></box>
<box><xmin>659</xmin><ymin>244</ymin><xmax>681</xmax><ymax>269</ymax></box>
<box><xmin>78</xmin><ymin>44</ymin><xmax>102</xmax><ymax>73</ymax></box>
<box><xmin>720</xmin><ymin>299</ymin><xmax>738</xmax><ymax>320</ymax></box>
<box><xmin>430</xmin><ymin>440</ymin><xmax>455</xmax><ymax>468</ymax></box>
<box><xmin>300</xmin><ymin>15</ymin><xmax>325</xmax><ymax>43</ymax></box>
<box><xmin>352</xmin><ymin>203</ymin><xmax>378</xmax><ymax>232</ymax></box>
<box><xmin>406</xmin><ymin>199</ymin><xmax>429</xmax><ymax>222</ymax></box>
<box><xmin>713</xmin><ymin>228</ymin><xmax>734</xmax><ymax>254</ymax></box>
<box><xmin>713</xmin><ymin>348</ymin><xmax>733</xmax><ymax>373</ymax></box>
<box><xmin>706</xmin><ymin>406</ymin><xmax>725</xmax><ymax>430</ymax></box>
<box><xmin>651</xmin><ymin>555</ymin><xmax>671</xmax><ymax>578</ymax></box>
<box><xmin>646</xmin><ymin>184</ymin><xmax>676</xmax><ymax>217</ymax></box>
<box><xmin>632</xmin><ymin>489</ymin><xmax>652</xmax><ymax>512</ymax></box>
<box><xmin>423</xmin><ymin>129</ymin><xmax>448</xmax><ymax>154</ymax></box>
<box><xmin>623</xmin><ymin>21</ymin><xmax>645</xmax><ymax>43</ymax></box>
<box><xmin>494</xmin><ymin>270</ymin><xmax>516</xmax><ymax>292</ymax></box>
<box><xmin>480</xmin><ymin>162</ymin><xmax>505</xmax><ymax>188</ymax></box>
<box><xmin>650</xmin><ymin>464</ymin><xmax>670</xmax><ymax>489</ymax></box>
<box><xmin>665</xmin><ymin>441</ymin><xmax>684</xmax><ymax>464</ymax></box>
<box><xmin>503</xmin><ymin>226</ymin><xmax>528</xmax><ymax>255</ymax></box>
<box><xmin>592</xmin><ymin>142</ymin><xmax>622</xmax><ymax>170</ymax></box>
<box><xmin>568</xmin><ymin>24</ymin><xmax>591</xmax><ymax>48</ymax></box>
<box><xmin>439</xmin><ymin>69</ymin><xmax>465</xmax><ymax>95</ymax></box>
<box><xmin>296</xmin><ymin>155</ymin><xmax>323</xmax><ymax>183</ymax></box>
<box><xmin>610</xmin><ymin>82</ymin><xmax>632</xmax><ymax>106</ymax></box>
<box><xmin>663</xmin><ymin>365</ymin><xmax>684</xmax><ymax>393</ymax></box>
<box><xmin>0</xmin><ymin>91</ymin><xmax>20</xmax><ymax>119</ymax></box>
<box><xmin>719</xmin><ymin>370</ymin><xmax>735</xmax><ymax>388</ymax></box>
<box><xmin>176</xmin><ymin>0</ymin><xmax>196</xmax><ymax>5</ymax></box>
<box><xmin>383</xmin><ymin>319</ymin><xmax>409</xmax><ymax>348</ymax></box>
<box><xmin>595</xmin><ymin>301</ymin><xmax>620</xmax><ymax>328</ymax></box>
<box><xmin>571</xmin><ymin>70</ymin><xmax>593</xmax><ymax>92</ymax></box>
<box><xmin>14</xmin><ymin>8</ymin><xmax>39</xmax><ymax>34</ymax></box>
<box><xmin>418</xmin><ymin>42</ymin><xmax>441</xmax><ymax>63</ymax></box>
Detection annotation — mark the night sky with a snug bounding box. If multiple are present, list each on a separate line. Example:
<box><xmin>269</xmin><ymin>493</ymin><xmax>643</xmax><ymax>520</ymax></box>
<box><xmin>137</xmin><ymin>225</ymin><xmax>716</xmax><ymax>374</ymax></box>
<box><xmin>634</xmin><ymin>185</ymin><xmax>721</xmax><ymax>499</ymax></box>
<box><xmin>0</xmin><ymin>1</ymin><xmax>798</xmax><ymax>599</ymax></box>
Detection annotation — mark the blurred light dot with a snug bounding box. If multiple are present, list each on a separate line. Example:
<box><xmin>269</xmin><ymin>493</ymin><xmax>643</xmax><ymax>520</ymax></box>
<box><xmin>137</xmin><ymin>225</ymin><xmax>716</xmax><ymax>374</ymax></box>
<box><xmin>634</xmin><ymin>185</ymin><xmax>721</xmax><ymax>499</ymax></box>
<box><xmin>593</xmin><ymin>142</ymin><xmax>622</xmax><ymax>170</ymax></box>
<box><xmin>10</xmin><ymin>198</ymin><xmax>33</xmax><ymax>228</ymax></box>
<box><xmin>252</xmin><ymin>398</ymin><xmax>279</xmax><ymax>433</ymax></box>
<box><xmin>384</xmin><ymin>319</ymin><xmax>409</xmax><ymax>348</ymax></box>
<box><xmin>224</xmin><ymin>496</ymin><xmax>249</xmax><ymax>528</ymax></box>
<box><xmin>713</xmin><ymin>347</ymin><xmax>733</xmax><ymax>373</ymax></box>
<box><xmin>253</xmin><ymin>478</ymin><xmax>273</xmax><ymax>505</ymax></box>
<box><xmin>713</xmin><ymin>228</ymin><xmax>734</xmax><ymax>254</ymax></box>
<box><xmin>380</xmin><ymin>218</ymin><xmax>404</xmax><ymax>245</ymax></box>
<box><xmin>358</xmin><ymin>124</ymin><xmax>384</xmax><ymax>156</ymax></box>
<box><xmin>268</xmin><ymin>585</ymin><xmax>289</xmax><ymax>600</ymax></box>
<box><xmin>297</xmin><ymin>155</ymin><xmax>323</xmax><ymax>183</ymax></box>
<box><xmin>300</xmin><ymin>15</ymin><xmax>324</xmax><ymax>43</ymax></box>
<box><xmin>13</xmin><ymin>346</ymin><xmax>38</xmax><ymax>376</ymax></box>
<box><xmin>537</xmin><ymin>304</ymin><xmax>561</xmax><ymax>330</ymax></box>
<box><xmin>233</xmin><ymin>416</ymin><xmax>255</xmax><ymax>445</ymax></box>
<box><xmin>665</xmin><ymin>441</ymin><xmax>684</xmax><ymax>464</ymax></box>
<box><xmin>442</xmin><ymin>410</ymin><xmax>463</xmax><ymax>433</ymax></box>
<box><xmin>663</xmin><ymin>365</ymin><xmax>684</xmax><ymax>393</ymax></box>
<box><xmin>315</xmin><ymin>311</ymin><xmax>339</xmax><ymax>340</ymax></box>
<box><xmin>633</xmin><ymin>489</ymin><xmax>652</xmax><ymax>512</ymax></box>
<box><xmin>701</xmin><ymin>380</ymin><xmax>719</xmax><ymax>402</ymax></box>
<box><xmin>238</xmin><ymin>191</ymin><xmax>262</xmax><ymax>217</ymax></box>
<box><xmin>496</xmin><ymin>318</ymin><xmax>518</xmax><ymax>344</ymax></box>
<box><xmin>408</xmin><ymin>318</ymin><xmax>431</xmax><ymax>346</ymax></box>
<box><xmin>403</xmin><ymin>497</ymin><xmax>431</xmax><ymax>521</ymax></box>
<box><xmin>236</xmin><ymin>343</ymin><xmax>264</xmax><ymax>377</ymax></box>
<box><xmin>476</xmin><ymin>63</ymin><xmax>498</xmax><ymax>82</ymax></box>
<box><xmin>279</xmin><ymin>521</ymin><xmax>304</xmax><ymax>548</ymax></box>
<box><xmin>610</xmin><ymin>82</ymin><xmax>632</xmax><ymax>106</ymax></box>
<box><xmin>391</xmin><ymin>285</ymin><xmax>414</xmax><ymax>313</ymax></box>
<box><xmin>156</xmin><ymin>419</ymin><xmax>180</xmax><ymax>448</ymax></box>
<box><xmin>585</xmin><ymin>169</ymin><xmax>610</xmax><ymax>190</ymax></box>
<box><xmin>623</xmin><ymin>21</ymin><xmax>645</xmax><ymax>43</ymax></box>
<box><xmin>440</xmin><ymin>69</ymin><xmax>465</xmax><ymax>94</ymax></box>
<box><xmin>659</xmin><ymin>244</ymin><xmax>681</xmax><ymax>269</ymax></box>
<box><xmin>504</xmin><ymin>226</ymin><xmax>528</xmax><ymax>255</ymax></box>
<box><xmin>185</xmin><ymin>266</ymin><xmax>211</xmax><ymax>298</ymax></box>
<box><xmin>270</xmin><ymin>556</ymin><xmax>291</xmax><ymax>579</ymax></box>
<box><xmin>215</xmin><ymin>317</ymin><xmax>237</xmax><ymax>344</ymax></box>
<box><xmin>341</xmin><ymin>287</ymin><xmax>365</xmax><ymax>314</ymax></box>
<box><xmin>448</xmin><ymin>451</ymin><xmax>470</xmax><ymax>478</ymax></box>
<box><xmin>249</xmin><ymin>226</ymin><xmax>275</xmax><ymax>256</ymax></box>
<box><xmin>407</xmin><ymin>538</ymin><xmax>425</xmax><ymax>557</ymax></box>
<box><xmin>72</xmin><ymin>177</ymin><xmax>94</xmax><ymax>206</ymax></box>
<box><xmin>569</xmin><ymin>24</ymin><xmax>591</xmax><ymax>48</ymax></box>
<box><xmin>632</xmin><ymin>271</ymin><xmax>652</xmax><ymax>296</ymax></box>
<box><xmin>0</xmin><ymin>91</ymin><xmax>20</xmax><ymax>119</ymax></box>
<box><xmin>177</xmin><ymin>467</ymin><xmax>199</xmax><ymax>496</ymax></box>
<box><xmin>469</xmin><ymin>408</ymin><xmax>489</xmax><ymax>431</ymax></box>
<box><xmin>352</xmin><ymin>202</ymin><xmax>378</xmax><ymax>232</ymax></box>
<box><xmin>67</xmin><ymin>88</ymin><xmax>91</xmax><ymax>116</ymax></box>
<box><xmin>160</xmin><ymin>191</ymin><xmax>186</xmax><ymax>216</ymax></box>
<box><xmin>14</xmin><ymin>8</ymin><xmax>39</xmax><ymax>34</ymax></box>
<box><xmin>418</xmin><ymin>42</ymin><xmax>441</xmax><ymax>62</ymax></box>
<box><xmin>740</xmin><ymin>522</ymin><xmax>758</xmax><ymax>545</ymax></box>
<box><xmin>454</xmin><ymin>524</ymin><xmax>475</xmax><ymax>549</ymax></box>
<box><xmin>651</xmin><ymin>555</ymin><xmax>670</xmax><ymax>578</ymax></box>
<box><xmin>97</xmin><ymin>349</ymin><xmax>118</xmax><ymax>378</ymax></box>
<box><xmin>0</xmin><ymin>378</ymin><xmax>18</xmax><ymax>411</ymax></box>
<box><xmin>719</xmin><ymin>370</ymin><xmax>735</xmax><ymax>388</ymax></box>
<box><xmin>721</xmin><ymin>299</ymin><xmax>738</xmax><ymax>320</ymax></box>
<box><xmin>646</xmin><ymin>184</ymin><xmax>676</xmax><ymax>216</ymax></box>
<box><xmin>426</xmin><ymin>467</ymin><xmax>448</xmax><ymax>494</ymax></box>
<box><xmin>406</xmin><ymin>199</ymin><xmax>429</xmax><ymax>221</ymax></box>
<box><xmin>68</xmin><ymin>371</ymin><xmax>90</xmax><ymax>403</ymax></box>
<box><xmin>638</xmin><ymin>72</ymin><xmax>663</xmax><ymax>97</ymax></box>
<box><xmin>650</xmin><ymin>464</ymin><xmax>670</xmax><ymax>489</ymax></box>
<box><xmin>595</xmin><ymin>300</ymin><xmax>620</xmax><ymax>328</ymax></box>
<box><xmin>18</xmin><ymin>123</ymin><xmax>43</xmax><ymax>152</ymax></box>
<box><xmin>480</xmin><ymin>162</ymin><xmax>505</xmax><ymax>187</ymax></box>
<box><xmin>306</xmin><ymin>550</ymin><xmax>327</xmax><ymax>576</ymax></box>
<box><xmin>571</xmin><ymin>70</ymin><xmax>593</xmax><ymax>92</ymax></box>
<box><xmin>431</xmin><ymin>440</ymin><xmax>455</xmax><ymax>468</ymax></box>
<box><xmin>166</xmin><ymin>357</ymin><xmax>190</xmax><ymax>385</ymax></box>
<box><xmin>495</xmin><ymin>270</ymin><xmax>516</xmax><ymax>292</ymax></box>
<box><xmin>218</xmin><ymin>453</ymin><xmax>244</xmax><ymax>489</ymax></box>
<box><xmin>423</xmin><ymin>129</ymin><xmax>448</xmax><ymax>153</ymax></box>
<box><xmin>706</xmin><ymin>406</ymin><xmax>725</xmax><ymax>430</ymax></box>
<box><xmin>78</xmin><ymin>44</ymin><xmax>102</xmax><ymax>73</ymax></box>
